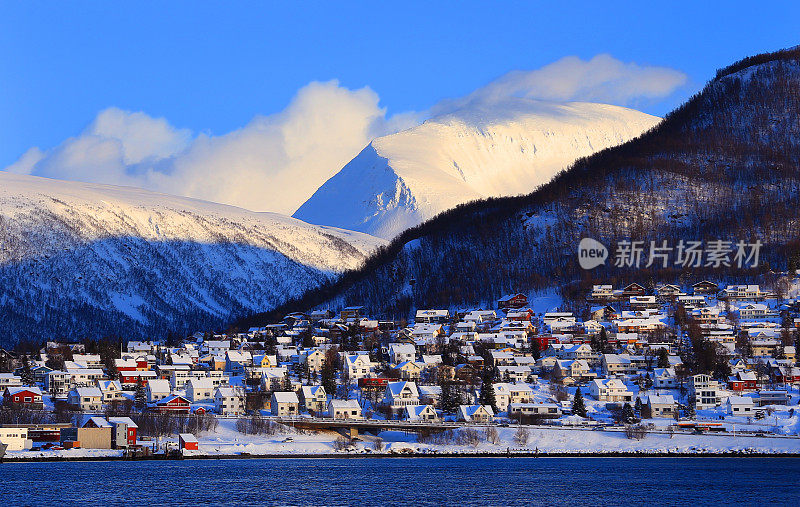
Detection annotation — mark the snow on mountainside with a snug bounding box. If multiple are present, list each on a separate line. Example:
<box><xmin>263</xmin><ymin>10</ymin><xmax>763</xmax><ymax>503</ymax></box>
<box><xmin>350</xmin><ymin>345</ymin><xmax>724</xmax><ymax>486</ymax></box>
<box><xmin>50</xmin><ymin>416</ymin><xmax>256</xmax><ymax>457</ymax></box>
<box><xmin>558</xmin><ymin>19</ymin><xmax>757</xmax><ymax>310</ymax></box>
<box><xmin>294</xmin><ymin>99</ymin><xmax>660</xmax><ymax>239</ymax></box>
<box><xmin>0</xmin><ymin>172</ymin><xmax>384</xmax><ymax>343</ymax></box>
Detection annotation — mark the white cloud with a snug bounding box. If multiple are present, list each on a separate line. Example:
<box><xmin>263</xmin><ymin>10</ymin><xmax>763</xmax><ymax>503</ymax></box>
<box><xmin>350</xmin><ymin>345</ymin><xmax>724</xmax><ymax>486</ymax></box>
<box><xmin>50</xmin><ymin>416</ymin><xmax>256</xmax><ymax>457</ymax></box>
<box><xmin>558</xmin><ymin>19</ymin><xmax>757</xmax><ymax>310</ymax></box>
<box><xmin>4</xmin><ymin>146</ymin><xmax>44</xmax><ymax>175</ymax></box>
<box><xmin>432</xmin><ymin>54</ymin><xmax>687</xmax><ymax>115</ymax></box>
<box><xmin>3</xmin><ymin>55</ymin><xmax>684</xmax><ymax>215</ymax></box>
<box><xmin>8</xmin><ymin>81</ymin><xmax>419</xmax><ymax>214</ymax></box>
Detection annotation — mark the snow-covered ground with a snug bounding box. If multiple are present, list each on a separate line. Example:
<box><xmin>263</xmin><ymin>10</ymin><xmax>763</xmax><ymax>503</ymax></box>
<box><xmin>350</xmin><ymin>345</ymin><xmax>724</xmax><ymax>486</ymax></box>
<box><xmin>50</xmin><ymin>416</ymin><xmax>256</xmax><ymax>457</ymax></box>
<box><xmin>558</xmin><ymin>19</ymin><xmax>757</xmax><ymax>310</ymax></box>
<box><xmin>8</xmin><ymin>417</ymin><xmax>798</xmax><ymax>461</ymax></box>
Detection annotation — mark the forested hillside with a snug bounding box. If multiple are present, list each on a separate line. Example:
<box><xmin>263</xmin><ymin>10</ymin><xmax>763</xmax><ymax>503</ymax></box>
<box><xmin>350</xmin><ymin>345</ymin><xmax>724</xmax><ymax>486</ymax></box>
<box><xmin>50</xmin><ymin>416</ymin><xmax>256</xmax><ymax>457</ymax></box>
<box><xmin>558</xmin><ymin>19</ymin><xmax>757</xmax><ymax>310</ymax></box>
<box><xmin>241</xmin><ymin>47</ymin><xmax>800</xmax><ymax>325</ymax></box>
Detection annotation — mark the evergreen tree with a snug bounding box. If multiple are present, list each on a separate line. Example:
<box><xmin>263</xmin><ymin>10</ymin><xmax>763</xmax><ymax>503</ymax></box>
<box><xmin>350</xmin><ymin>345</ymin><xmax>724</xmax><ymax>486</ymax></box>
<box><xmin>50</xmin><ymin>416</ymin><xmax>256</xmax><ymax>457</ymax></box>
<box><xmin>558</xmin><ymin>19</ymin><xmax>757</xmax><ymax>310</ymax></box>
<box><xmin>530</xmin><ymin>338</ymin><xmax>541</xmax><ymax>360</ymax></box>
<box><xmin>320</xmin><ymin>362</ymin><xmax>337</xmax><ymax>400</ymax></box>
<box><xmin>20</xmin><ymin>356</ymin><xmax>34</xmax><ymax>385</ymax></box>
<box><xmin>657</xmin><ymin>348</ymin><xmax>670</xmax><ymax>369</ymax></box>
<box><xmin>622</xmin><ymin>402</ymin><xmax>635</xmax><ymax>423</ymax></box>
<box><xmin>439</xmin><ymin>379</ymin><xmax>460</xmax><ymax>414</ymax></box>
<box><xmin>134</xmin><ymin>384</ymin><xmax>146</xmax><ymax>411</ymax></box>
<box><xmin>634</xmin><ymin>396</ymin><xmax>643</xmax><ymax>415</ymax></box>
<box><xmin>572</xmin><ymin>387</ymin><xmax>587</xmax><ymax>417</ymax></box>
<box><xmin>479</xmin><ymin>368</ymin><xmax>498</xmax><ymax>413</ymax></box>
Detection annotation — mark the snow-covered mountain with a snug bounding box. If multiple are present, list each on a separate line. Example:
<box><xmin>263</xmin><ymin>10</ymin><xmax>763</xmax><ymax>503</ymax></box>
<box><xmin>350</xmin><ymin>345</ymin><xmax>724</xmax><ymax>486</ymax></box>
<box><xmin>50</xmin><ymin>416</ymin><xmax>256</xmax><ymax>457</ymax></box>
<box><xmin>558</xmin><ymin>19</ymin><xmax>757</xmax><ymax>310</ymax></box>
<box><xmin>294</xmin><ymin>99</ymin><xmax>661</xmax><ymax>239</ymax></box>
<box><xmin>0</xmin><ymin>172</ymin><xmax>384</xmax><ymax>343</ymax></box>
<box><xmin>264</xmin><ymin>48</ymin><xmax>800</xmax><ymax>323</ymax></box>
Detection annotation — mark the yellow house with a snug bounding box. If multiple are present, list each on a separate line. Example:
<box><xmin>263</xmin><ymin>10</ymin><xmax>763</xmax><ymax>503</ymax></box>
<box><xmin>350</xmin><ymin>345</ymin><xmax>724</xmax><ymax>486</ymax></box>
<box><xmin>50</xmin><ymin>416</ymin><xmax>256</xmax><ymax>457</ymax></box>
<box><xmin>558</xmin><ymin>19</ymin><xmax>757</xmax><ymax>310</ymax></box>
<box><xmin>253</xmin><ymin>354</ymin><xmax>278</xmax><ymax>368</ymax></box>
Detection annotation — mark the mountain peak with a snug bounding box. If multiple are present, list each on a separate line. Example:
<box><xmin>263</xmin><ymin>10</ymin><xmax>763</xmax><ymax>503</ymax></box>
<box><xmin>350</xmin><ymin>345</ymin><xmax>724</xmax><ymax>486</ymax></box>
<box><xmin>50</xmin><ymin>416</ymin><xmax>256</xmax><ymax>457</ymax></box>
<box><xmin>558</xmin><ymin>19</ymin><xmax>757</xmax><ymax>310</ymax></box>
<box><xmin>294</xmin><ymin>100</ymin><xmax>660</xmax><ymax>239</ymax></box>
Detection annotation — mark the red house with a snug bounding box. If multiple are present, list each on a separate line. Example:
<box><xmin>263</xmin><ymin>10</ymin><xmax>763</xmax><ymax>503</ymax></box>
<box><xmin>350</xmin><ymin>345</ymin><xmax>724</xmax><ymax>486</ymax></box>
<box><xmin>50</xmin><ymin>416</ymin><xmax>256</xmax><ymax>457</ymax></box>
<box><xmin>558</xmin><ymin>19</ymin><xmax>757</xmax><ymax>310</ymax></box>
<box><xmin>532</xmin><ymin>335</ymin><xmax>558</xmax><ymax>351</ymax></box>
<box><xmin>728</xmin><ymin>371</ymin><xmax>758</xmax><ymax>391</ymax></box>
<box><xmin>3</xmin><ymin>386</ymin><xmax>44</xmax><ymax>409</ymax></box>
<box><xmin>119</xmin><ymin>370</ymin><xmax>157</xmax><ymax>387</ymax></box>
<box><xmin>621</xmin><ymin>283</ymin><xmax>646</xmax><ymax>297</ymax></box>
<box><xmin>179</xmin><ymin>433</ymin><xmax>199</xmax><ymax>450</ymax></box>
<box><xmin>108</xmin><ymin>417</ymin><xmax>138</xmax><ymax>448</ymax></box>
<box><xmin>498</xmin><ymin>293</ymin><xmax>528</xmax><ymax>310</ymax></box>
<box><xmin>506</xmin><ymin>309</ymin><xmax>533</xmax><ymax>321</ymax></box>
<box><xmin>155</xmin><ymin>394</ymin><xmax>191</xmax><ymax>414</ymax></box>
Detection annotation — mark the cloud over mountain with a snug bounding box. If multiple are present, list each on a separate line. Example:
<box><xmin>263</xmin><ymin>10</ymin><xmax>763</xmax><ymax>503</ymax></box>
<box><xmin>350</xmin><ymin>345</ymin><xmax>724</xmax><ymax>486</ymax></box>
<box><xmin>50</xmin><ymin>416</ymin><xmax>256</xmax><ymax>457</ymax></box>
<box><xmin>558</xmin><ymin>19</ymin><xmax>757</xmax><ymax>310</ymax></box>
<box><xmin>3</xmin><ymin>56</ymin><xmax>686</xmax><ymax>215</ymax></box>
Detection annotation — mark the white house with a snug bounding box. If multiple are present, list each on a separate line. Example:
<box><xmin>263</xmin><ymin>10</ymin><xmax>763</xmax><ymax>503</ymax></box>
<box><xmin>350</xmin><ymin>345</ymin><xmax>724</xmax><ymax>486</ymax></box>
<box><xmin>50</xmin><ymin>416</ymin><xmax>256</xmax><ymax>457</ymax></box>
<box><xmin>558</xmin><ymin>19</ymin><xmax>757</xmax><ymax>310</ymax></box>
<box><xmin>328</xmin><ymin>399</ymin><xmax>363</xmax><ymax>420</ymax></box>
<box><xmin>186</xmin><ymin>378</ymin><xmax>216</xmax><ymax>403</ymax></box>
<box><xmin>588</xmin><ymin>378</ymin><xmax>633</xmax><ymax>403</ymax></box>
<box><xmin>653</xmin><ymin>368</ymin><xmax>678</xmax><ymax>389</ymax></box>
<box><xmin>67</xmin><ymin>386</ymin><xmax>103</xmax><ymax>411</ymax></box>
<box><xmin>383</xmin><ymin>381</ymin><xmax>420</xmax><ymax>416</ymax></box>
<box><xmin>738</xmin><ymin>303</ymin><xmax>769</xmax><ymax>319</ymax></box>
<box><xmin>726</xmin><ymin>395</ymin><xmax>755</xmax><ymax>416</ymax></box>
<box><xmin>457</xmin><ymin>404</ymin><xmax>494</xmax><ymax>423</ymax></box>
<box><xmin>96</xmin><ymin>380</ymin><xmax>125</xmax><ymax>404</ymax></box>
<box><xmin>643</xmin><ymin>394</ymin><xmax>677</xmax><ymax>418</ymax></box>
<box><xmin>344</xmin><ymin>354</ymin><xmax>373</xmax><ymax>379</ymax></box>
<box><xmin>146</xmin><ymin>379</ymin><xmax>171</xmax><ymax>403</ymax></box>
<box><xmin>0</xmin><ymin>427</ymin><xmax>31</xmax><ymax>451</ymax></box>
<box><xmin>493</xmin><ymin>383</ymin><xmax>534</xmax><ymax>412</ymax></box>
<box><xmin>690</xmin><ymin>374</ymin><xmax>724</xmax><ymax>410</ymax></box>
<box><xmin>270</xmin><ymin>392</ymin><xmax>300</xmax><ymax>417</ymax></box>
<box><xmin>389</xmin><ymin>343</ymin><xmax>416</xmax><ymax>364</ymax></box>
<box><xmin>299</xmin><ymin>385</ymin><xmax>327</xmax><ymax>413</ymax></box>
<box><xmin>214</xmin><ymin>386</ymin><xmax>245</xmax><ymax>416</ymax></box>
<box><xmin>404</xmin><ymin>404</ymin><xmax>439</xmax><ymax>421</ymax></box>
<box><xmin>302</xmin><ymin>349</ymin><xmax>327</xmax><ymax>373</ymax></box>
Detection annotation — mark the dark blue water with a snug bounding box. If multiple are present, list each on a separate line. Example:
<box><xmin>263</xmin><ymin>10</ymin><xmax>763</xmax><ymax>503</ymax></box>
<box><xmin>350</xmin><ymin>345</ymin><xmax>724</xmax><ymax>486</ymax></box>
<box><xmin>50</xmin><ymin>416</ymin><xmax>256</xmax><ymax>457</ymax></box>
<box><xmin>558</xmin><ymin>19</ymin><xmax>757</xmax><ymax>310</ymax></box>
<box><xmin>1</xmin><ymin>457</ymin><xmax>798</xmax><ymax>505</ymax></box>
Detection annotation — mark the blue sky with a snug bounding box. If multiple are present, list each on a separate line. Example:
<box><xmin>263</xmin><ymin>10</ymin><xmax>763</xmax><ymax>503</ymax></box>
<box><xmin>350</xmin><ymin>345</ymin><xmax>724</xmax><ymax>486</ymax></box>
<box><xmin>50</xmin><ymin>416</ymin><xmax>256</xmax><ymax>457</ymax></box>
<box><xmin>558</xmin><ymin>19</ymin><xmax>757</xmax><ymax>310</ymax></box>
<box><xmin>1</xmin><ymin>1</ymin><xmax>799</xmax><ymax>209</ymax></box>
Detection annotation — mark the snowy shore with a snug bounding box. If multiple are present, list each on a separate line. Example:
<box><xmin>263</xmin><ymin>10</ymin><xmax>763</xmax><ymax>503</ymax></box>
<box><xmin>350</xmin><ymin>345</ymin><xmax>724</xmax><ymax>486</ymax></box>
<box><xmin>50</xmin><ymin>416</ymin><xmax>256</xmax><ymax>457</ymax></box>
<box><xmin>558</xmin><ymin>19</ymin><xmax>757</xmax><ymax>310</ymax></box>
<box><xmin>6</xmin><ymin>421</ymin><xmax>800</xmax><ymax>461</ymax></box>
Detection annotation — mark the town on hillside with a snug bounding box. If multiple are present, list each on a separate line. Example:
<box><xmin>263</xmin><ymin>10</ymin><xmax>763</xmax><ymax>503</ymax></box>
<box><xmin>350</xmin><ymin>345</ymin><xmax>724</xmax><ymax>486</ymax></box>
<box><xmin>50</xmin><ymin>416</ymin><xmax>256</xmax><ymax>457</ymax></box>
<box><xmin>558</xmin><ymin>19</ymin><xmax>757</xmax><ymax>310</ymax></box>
<box><xmin>1</xmin><ymin>278</ymin><xmax>800</xmax><ymax>457</ymax></box>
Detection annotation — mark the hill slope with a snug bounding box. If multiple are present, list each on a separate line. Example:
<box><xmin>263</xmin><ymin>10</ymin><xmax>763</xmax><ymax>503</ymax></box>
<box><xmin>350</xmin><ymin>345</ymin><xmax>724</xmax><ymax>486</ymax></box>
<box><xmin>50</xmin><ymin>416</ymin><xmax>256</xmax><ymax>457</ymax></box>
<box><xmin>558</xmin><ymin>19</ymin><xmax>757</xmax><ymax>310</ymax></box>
<box><xmin>0</xmin><ymin>173</ymin><xmax>384</xmax><ymax>343</ymax></box>
<box><xmin>293</xmin><ymin>100</ymin><xmax>660</xmax><ymax>239</ymax></box>
<box><xmin>248</xmin><ymin>47</ymin><xmax>800</xmax><ymax>323</ymax></box>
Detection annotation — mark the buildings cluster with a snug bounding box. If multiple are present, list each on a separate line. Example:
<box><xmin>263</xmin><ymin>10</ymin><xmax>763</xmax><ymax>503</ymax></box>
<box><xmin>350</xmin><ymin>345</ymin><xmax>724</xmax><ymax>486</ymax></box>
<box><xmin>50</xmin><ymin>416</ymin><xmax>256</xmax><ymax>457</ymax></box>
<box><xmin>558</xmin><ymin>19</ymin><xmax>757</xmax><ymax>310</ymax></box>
<box><xmin>1</xmin><ymin>279</ymin><xmax>799</xmax><ymax>453</ymax></box>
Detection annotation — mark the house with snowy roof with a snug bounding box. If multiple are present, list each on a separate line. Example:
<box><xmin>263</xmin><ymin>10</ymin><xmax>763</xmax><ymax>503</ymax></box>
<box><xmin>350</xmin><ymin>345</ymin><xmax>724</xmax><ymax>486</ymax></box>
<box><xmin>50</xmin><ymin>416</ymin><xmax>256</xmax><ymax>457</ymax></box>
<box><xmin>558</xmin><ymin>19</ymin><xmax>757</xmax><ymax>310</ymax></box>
<box><xmin>344</xmin><ymin>354</ymin><xmax>374</xmax><ymax>379</ymax></box>
<box><xmin>725</xmin><ymin>395</ymin><xmax>755</xmax><ymax>416</ymax></box>
<box><xmin>2</xmin><ymin>386</ymin><xmax>43</xmax><ymax>409</ymax></box>
<box><xmin>146</xmin><ymin>379</ymin><xmax>171</xmax><ymax>403</ymax></box>
<box><xmin>588</xmin><ymin>378</ymin><xmax>633</xmax><ymax>403</ymax></box>
<box><xmin>300</xmin><ymin>385</ymin><xmax>327</xmax><ymax>413</ymax></box>
<box><xmin>457</xmin><ymin>404</ymin><xmax>494</xmax><ymax>423</ymax></box>
<box><xmin>653</xmin><ymin>368</ymin><xmax>677</xmax><ymax>389</ymax></box>
<box><xmin>225</xmin><ymin>350</ymin><xmax>252</xmax><ymax>375</ymax></box>
<box><xmin>270</xmin><ymin>391</ymin><xmax>300</xmax><ymax>417</ymax></box>
<box><xmin>392</xmin><ymin>360</ymin><xmax>422</xmax><ymax>381</ymax></box>
<box><xmin>405</xmin><ymin>404</ymin><xmax>439</xmax><ymax>421</ymax></box>
<box><xmin>214</xmin><ymin>386</ymin><xmax>245</xmax><ymax>416</ymax></box>
<box><xmin>328</xmin><ymin>399</ymin><xmax>363</xmax><ymax>420</ymax></box>
<box><xmin>383</xmin><ymin>381</ymin><xmax>419</xmax><ymax>416</ymax></box>
<box><xmin>67</xmin><ymin>386</ymin><xmax>103</xmax><ymax>411</ymax></box>
<box><xmin>97</xmin><ymin>380</ymin><xmax>125</xmax><ymax>404</ymax></box>
<box><xmin>186</xmin><ymin>378</ymin><xmax>216</xmax><ymax>402</ymax></box>
<box><xmin>642</xmin><ymin>394</ymin><xmax>676</xmax><ymax>418</ymax></box>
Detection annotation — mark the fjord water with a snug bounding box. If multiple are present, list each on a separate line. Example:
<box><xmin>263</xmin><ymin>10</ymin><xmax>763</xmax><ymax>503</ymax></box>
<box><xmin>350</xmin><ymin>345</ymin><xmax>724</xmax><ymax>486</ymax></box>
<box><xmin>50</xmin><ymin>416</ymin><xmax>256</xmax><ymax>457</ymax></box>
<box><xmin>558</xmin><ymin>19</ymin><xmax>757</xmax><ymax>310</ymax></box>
<box><xmin>1</xmin><ymin>457</ymin><xmax>798</xmax><ymax>505</ymax></box>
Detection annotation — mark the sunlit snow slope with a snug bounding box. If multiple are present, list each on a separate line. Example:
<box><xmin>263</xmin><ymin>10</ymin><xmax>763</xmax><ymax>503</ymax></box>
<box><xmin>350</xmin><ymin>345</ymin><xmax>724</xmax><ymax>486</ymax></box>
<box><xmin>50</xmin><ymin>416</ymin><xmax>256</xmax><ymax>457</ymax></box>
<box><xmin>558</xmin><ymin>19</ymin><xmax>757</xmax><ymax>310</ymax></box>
<box><xmin>0</xmin><ymin>172</ymin><xmax>384</xmax><ymax>342</ymax></box>
<box><xmin>294</xmin><ymin>99</ymin><xmax>660</xmax><ymax>239</ymax></box>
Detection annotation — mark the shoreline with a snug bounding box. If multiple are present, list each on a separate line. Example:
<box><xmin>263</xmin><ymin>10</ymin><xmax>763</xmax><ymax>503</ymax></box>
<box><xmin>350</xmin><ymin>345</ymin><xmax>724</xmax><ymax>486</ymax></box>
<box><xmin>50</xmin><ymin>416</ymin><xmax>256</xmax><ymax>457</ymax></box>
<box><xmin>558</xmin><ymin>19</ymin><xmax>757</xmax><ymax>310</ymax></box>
<box><xmin>4</xmin><ymin>450</ymin><xmax>800</xmax><ymax>463</ymax></box>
